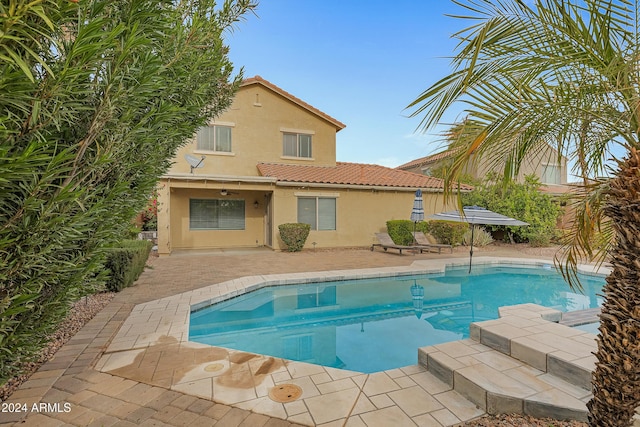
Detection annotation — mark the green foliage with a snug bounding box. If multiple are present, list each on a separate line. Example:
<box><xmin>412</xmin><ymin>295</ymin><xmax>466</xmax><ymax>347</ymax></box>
<box><xmin>386</xmin><ymin>220</ymin><xmax>430</xmax><ymax>245</ymax></box>
<box><xmin>428</xmin><ymin>156</ymin><xmax>481</xmax><ymax>187</ymax></box>
<box><xmin>425</xmin><ymin>221</ymin><xmax>468</xmax><ymax>245</ymax></box>
<box><xmin>386</xmin><ymin>219</ymin><xmax>469</xmax><ymax>246</ymax></box>
<box><xmin>462</xmin><ymin>175</ymin><xmax>561</xmax><ymax>243</ymax></box>
<box><xmin>0</xmin><ymin>0</ymin><xmax>256</xmax><ymax>384</ymax></box>
<box><xmin>104</xmin><ymin>240</ymin><xmax>153</xmax><ymax>292</ymax></box>
<box><xmin>462</xmin><ymin>227</ymin><xmax>494</xmax><ymax>247</ymax></box>
<box><xmin>386</xmin><ymin>220</ymin><xmax>412</xmax><ymax>245</ymax></box>
<box><xmin>140</xmin><ymin>191</ymin><xmax>158</xmax><ymax>231</ymax></box>
<box><xmin>408</xmin><ymin>1</ymin><xmax>640</xmax><ymax>423</ymax></box>
<box><xmin>527</xmin><ymin>231</ymin><xmax>553</xmax><ymax>248</ymax></box>
<box><xmin>278</xmin><ymin>223</ymin><xmax>311</xmax><ymax>252</ymax></box>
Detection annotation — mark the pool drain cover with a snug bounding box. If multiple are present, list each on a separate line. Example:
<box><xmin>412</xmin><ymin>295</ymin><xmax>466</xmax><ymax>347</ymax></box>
<box><xmin>204</xmin><ymin>363</ymin><xmax>225</xmax><ymax>372</ymax></box>
<box><xmin>268</xmin><ymin>384</ymin><xmax>302</xmax><ymax>403</ymax></box>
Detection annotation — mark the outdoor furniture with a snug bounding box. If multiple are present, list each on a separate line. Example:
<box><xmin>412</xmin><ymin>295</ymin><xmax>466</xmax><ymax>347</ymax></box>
<box><xmin>428</xmin><ymin>206</ymin><xmax>528</xmax><ymax>272</ymax></box>
<box><xmin>371</xmin><ymin>233</ymin><xmax>421</xmax><ymax>254</ymax></box>
<box><xmin>412</xmin><ymin>232</ymin><xmax>454</xmax><ymax>254</ymax></box>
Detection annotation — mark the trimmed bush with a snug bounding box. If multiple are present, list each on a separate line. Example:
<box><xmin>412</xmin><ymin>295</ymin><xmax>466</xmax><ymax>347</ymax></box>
<box><xmin>104</xmin><ymin>240</ymin><xmax>153</xmax><ymax>292</ymax></box>
<box><xmin>386</xmin><ymin>220</ymin><xmax>413</xmax><ymax>245</ymax></box>
<box><xmin>426</xmin><ymin>221</ymin><xmax>468</xmax><ymax>245</ymax></box>
<box><xmin>386</xmin><ymin>220</ymin><xmax>431</xmax><ymax>245</ymax></box>
<box><xmin>279</xmin><ymin>223</ymin><xmax>311</xmax><ymax>252</ymax></box>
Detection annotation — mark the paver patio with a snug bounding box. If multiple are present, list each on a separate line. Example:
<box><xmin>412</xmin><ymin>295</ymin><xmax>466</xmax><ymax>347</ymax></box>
<box><xmin>0</xmin><ymin>246</ymin><xmax>606</xmax><ymax>426</ymax></box>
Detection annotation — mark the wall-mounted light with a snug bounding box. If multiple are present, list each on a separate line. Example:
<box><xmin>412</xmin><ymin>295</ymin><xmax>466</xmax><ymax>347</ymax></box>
<box><xmin>254</xmin><ymin>200</ymin><xmax>259</xmax><ymax>209</ymax></box>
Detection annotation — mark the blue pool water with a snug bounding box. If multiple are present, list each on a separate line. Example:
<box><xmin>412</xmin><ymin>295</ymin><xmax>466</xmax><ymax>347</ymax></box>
<box><xmin>189</xmin><ymin>265</ymin><xmax>605</xmax><ymax>373</ymax></box>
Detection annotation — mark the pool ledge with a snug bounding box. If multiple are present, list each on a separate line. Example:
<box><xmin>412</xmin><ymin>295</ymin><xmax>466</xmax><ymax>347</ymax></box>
<box><xmin>419</xmin><ymin>303</ymin><xmax>597</xmax><ymax>422</ymax></box>
<box><xmin>95</xmin><ymin>257</ymin><xmax>608</xmax><ymax>426</ymax></box>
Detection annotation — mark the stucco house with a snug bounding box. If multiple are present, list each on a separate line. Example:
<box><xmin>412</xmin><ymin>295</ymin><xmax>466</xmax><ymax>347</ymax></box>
<box><xmin>156</xmin><ymin>76</ymin><xmax>468</xmax><ymax>255</ymax></box>
<box><xmin>396</xmin><ymin>146</ymin><xmax>570</xmax><ymax>192</ymax></box>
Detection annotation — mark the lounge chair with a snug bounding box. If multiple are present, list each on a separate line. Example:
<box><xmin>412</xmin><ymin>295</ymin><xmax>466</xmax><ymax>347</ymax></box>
<box><xmin>371</xmin><ymin>233</ymin><xmax>421</xmax><ymax>254</ymax></box>
<box><xmin>412</xmin><ymin>232</ymin><xmax>454</xmax><ymax>254</ymax></box>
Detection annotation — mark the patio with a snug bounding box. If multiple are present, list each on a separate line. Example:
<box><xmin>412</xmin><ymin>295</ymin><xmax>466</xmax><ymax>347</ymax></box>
<box><xmin>0</xmin><ymin>246</ymin><xmax>606</xmax><ymax>426</ymax></box>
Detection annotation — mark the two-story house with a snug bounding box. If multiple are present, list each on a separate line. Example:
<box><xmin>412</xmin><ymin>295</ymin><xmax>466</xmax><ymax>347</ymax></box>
<box><xmin>397</xmin><ymin>146</ymin><xmax>570</xmax><ymax>191</ymax></box>
<box><xmin>156</xmin><ymin>76</ymin><xmax>468</xmax><ymax>255</ymax></box>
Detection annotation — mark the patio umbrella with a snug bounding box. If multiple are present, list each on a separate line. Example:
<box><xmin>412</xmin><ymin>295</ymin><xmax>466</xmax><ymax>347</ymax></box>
<box><xmin>427</xmin><ymin>206</ymin><xmax>528</xmax><ymax>273</ymax></box>
<box><xmin>410</xmin><ymin>189</ymin><xmax>424</xmax><ymax>243</ymax></box>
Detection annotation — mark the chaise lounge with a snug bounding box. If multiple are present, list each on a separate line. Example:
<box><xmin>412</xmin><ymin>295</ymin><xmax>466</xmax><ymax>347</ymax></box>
<box><xmin>371</xmin><ymin>232</ymin><xmax>422</xmax><ymax>254</ymax></box>
<box><xmin>412</xmin><ymin>231</ymin><xmax>454</xmax><ymax>254</ymax></box>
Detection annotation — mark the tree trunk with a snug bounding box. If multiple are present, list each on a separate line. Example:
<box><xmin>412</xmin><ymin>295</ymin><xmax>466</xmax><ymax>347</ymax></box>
<box><xmin>588</xmin><ymin>148</ymin><xmax>640</xmax><ymax>426</ymax></box>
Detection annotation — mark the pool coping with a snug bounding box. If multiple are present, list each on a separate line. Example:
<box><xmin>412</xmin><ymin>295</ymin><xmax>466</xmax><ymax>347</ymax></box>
<box><xmin>95</xmin><ymin>257</ymin><xmax>609</xmax><ymax>426</ymax></box>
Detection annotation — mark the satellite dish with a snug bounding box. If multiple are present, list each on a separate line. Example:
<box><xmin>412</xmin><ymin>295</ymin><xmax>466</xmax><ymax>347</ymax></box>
<box><xmin>184</xmin><ymin>154</ymin><xmax>205</xmax><ymax>173</ymax></box>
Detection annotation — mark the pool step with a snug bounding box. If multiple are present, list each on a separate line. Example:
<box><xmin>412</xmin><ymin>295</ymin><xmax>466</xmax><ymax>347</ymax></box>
<box><xmin>417</xmin><ymin>304</ymin><xmax>597</xmax><ymax>422</ymax></box>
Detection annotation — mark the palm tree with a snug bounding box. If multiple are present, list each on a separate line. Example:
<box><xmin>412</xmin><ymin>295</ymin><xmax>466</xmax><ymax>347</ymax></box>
<box><xmin>408</xmin><ymin>1</ymin><xmax>640</xmax><ymax>426</ymax></box>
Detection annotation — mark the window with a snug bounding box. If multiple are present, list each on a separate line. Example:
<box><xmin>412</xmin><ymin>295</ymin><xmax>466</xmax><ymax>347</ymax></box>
<box><xmin>297</xmin><ymin>197</ymin><xmax>336</xmax><ymax>230</ymax></box>
<box><xmin>196</xmin><ymin>125</ymin><xmax>232</xmax><ymax>152</ymax></box>
<box><xmin>283</xmin><ymin>133</ymin><xmax>312</xmax><ymax>158</ymax></box>
<box><xmin>541</xmin><ymin>164</ymin><xmax>561</xmax><ymax>184</ymax></box>
<box><xmin>189</xmin><ymin>199</ymin><xmax>245</xmax><ymax>230</ymax></box>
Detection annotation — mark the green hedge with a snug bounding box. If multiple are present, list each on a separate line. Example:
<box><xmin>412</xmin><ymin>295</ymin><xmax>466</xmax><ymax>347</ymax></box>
<box><xmin>278</xmin><ymin>223</ymin><xmax>311</xmax><ymax>252</ymax></box>
<box><xmin>386</xmin><ymin>219</ymin><xmax>468</xmax><ymax>246</ymax></box>
<box><xmin>104</xmin><ymin>240</ymin><xmax>153</xmax><ymax>292</ymax></box>
<box><xmin>386</xmin><ymin>220</ymin><xmax>427</xmax><ymax>245</ymax></box>
<box><xmin>426</xmin><ymin>221</ymin><xmax>468</xmax><ymax>245</ymax></box>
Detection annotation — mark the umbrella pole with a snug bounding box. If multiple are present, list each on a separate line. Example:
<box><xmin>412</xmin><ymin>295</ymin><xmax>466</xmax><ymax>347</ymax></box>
<box><xmin>413</xmin><ymin>221</ymin><xmax>417</xmax><ymax>244</ymax></box>
<box><xmin>468</xmin><ymin>225</ymin><xmax>475</xmax><ymax>273</ymax></box>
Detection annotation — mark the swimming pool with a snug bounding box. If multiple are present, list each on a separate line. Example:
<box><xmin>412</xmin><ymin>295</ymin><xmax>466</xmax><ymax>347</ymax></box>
<box><xmin>189</xmin><ymin>264</ymin><xmax>605</xmax><ymax>373</ymax></box>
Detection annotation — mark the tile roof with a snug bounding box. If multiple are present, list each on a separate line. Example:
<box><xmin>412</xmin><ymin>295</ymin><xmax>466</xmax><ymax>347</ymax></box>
<box><xmin>242</xmin><ymin>76</ymin><xmax>346</xmax><ymax>131</ymax></box>
<box><xmin>257</xmin><ymin>162</ymin><xmax>473</xmax><ymax>191</ymax></box>
<box><xmin>396</xmin><ymin>150</ymin><xmax>453</xmax><ymax>170</ymax></box>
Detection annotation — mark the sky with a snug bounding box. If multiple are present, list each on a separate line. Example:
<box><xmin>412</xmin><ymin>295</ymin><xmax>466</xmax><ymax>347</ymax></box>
<box><xmin>225</xmin><ymin>1</ymin><xmax>469</xmax><ymax>168</ymax></box>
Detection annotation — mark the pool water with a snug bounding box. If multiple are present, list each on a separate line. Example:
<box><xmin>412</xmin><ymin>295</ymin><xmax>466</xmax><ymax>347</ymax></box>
<box><xmin>189</xmin><ymin>265</ymin><xmax>605</xmax><ymax>373</ymax></box>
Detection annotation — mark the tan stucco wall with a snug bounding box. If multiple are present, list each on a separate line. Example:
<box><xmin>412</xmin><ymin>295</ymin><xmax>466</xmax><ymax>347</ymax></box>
<box><xmin>414</xmin><ymin>145</ymin><xmax>568</xmax><ymax>185</ymax></box>
<box><xmin>156</xmin><ymin>179</ymin><xmax>456</xmax><ymax>254</ymax></box>
<box><xmin>474</xmin><ymin>145</ymin><xmax>568</xmax><ymax>185</ymax></box>
<box><xmin>270</xmin><ymin>186</ymin><xmax>453</xmax><ymax>250</ymax></box>
<box><xmin>169</xmin><ymin>84</ymin><xmax>339</xmax><ymax>177</ymax></box>
<box><xmin>157</xmin><ymin>179</ymin><xmax>277</xmax><ymax>254</ymax></box>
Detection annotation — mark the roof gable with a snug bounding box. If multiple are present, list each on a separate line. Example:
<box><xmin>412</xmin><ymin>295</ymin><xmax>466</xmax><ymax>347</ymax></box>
<box><xmin>257</xmin><ymin>161</ymin><xmax>473</xmax><ymax>191</ymax></box>
<box><xmin>242</xmin><ymin>76</ymin><xmax>346</xmax><ymax>131</ymax></box>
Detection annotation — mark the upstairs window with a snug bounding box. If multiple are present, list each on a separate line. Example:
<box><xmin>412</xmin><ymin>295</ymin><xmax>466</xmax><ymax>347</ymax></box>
<box><xmin>541</xmin><ymin>164</ymin><xmax>561</xmax><ymax>185</ymax></box>
<box><xmin>283</xmin><ymin>133</ymin><xmax>312</xmax><ymax>158</ymax></box>
<box><xmin>197</xmin><ymin>125</ymin><xmax>232</xmax><ymax>153</ymax></box>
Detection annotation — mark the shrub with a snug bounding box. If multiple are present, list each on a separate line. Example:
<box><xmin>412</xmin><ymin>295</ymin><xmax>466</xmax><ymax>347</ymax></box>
<box><xmin>426</xmin><ymin>221</ymin><xmax>468</xmax><ymax>245</ymax></box>
<box><xmin>278</xmin><ymin>223</ymin><xmax>311</xmax><ymax>252</ymax></box>
<box><xmin>386</xmin><ymin>220</ymin><xmax>432</xmax><ymax>245</ymax></box>
<box><xmin>525</xmin><ymin>227</ymin><xmax>558</xmax><ymax>247</ymax></box>
<box><xmin>104</xmin><ymin>240</ymin><xmax>153</xmax><ymax>292</ymax></box>
<box><xmin>461</xmin><ymin>174</ymin><xmax>561</xmax><ymax>243</ymax></box>
<box><xmin>386</xmin><ymin>220</ymin><xmax>414</xmax><ymax>245</ymax></box>
<box><xmin>462</xmin><ymin>227</ymin><xmax>494</xmax><ymax>247</ymax></box>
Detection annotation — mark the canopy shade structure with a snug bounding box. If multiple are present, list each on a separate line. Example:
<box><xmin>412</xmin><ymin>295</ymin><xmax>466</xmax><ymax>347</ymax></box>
<box><xmin>427</xmin><ymin>206</ymin><xmax>528</xmax><ymax>272</ymax></box>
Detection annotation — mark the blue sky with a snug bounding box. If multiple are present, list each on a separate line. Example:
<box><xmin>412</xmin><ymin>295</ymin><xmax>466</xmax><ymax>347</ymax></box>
<box><xmin>226</xmin><ymin>1</ymin><xmax>468</xmax><ymax>168</ymax></box>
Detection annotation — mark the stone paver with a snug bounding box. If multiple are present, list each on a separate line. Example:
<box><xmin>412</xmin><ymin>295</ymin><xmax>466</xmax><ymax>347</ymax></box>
<box><xmin>2</xmin><ymin>247</ymin><xmax>609</xmax><ymax>426</ymax></box>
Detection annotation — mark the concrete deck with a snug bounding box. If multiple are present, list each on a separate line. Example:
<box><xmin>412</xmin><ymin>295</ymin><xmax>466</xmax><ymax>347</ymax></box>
<box><xmin>0</xmin><ymin>248</ymin><xmax>609</xmax><ymax>426</ymax></box>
